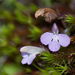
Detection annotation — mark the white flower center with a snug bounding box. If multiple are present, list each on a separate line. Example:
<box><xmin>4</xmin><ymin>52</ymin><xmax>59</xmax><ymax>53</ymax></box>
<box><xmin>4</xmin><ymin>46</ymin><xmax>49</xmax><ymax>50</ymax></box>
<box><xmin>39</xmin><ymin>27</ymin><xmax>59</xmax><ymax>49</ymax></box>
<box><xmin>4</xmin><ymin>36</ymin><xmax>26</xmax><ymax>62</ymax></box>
<box><xmin>53</xmin><ymin>35</ymin><xmax>59</xmax><ymax>42</ymax></box>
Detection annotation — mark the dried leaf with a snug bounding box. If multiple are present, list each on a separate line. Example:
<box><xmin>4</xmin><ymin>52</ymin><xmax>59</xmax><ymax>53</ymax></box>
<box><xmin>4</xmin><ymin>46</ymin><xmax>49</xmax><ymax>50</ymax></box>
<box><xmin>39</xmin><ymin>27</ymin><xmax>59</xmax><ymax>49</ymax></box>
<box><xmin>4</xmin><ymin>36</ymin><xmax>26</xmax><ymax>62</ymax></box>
<box><xmin>71</xmin><ymin>36</ymin><xmax>75</xmax><ymax>44</ymax></box>
<box><xmin>35</xmin><ymin>8</ymin><xmax>58</xmax><ymax>23</ymax></box>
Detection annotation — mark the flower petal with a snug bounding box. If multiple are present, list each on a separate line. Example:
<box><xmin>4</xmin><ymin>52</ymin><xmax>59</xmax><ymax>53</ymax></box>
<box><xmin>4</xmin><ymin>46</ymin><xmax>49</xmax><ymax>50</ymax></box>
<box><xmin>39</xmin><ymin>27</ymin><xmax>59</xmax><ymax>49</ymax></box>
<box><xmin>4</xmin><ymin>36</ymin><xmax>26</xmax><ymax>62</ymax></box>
<box><xmin>21</xmin><ymin>54</ymin><xmax>36</xmax><ymax>65</ymax></box>
<box><xmin>27</xmin><ymin>54</ymin><xmax>36</xmax><ymax>65</ymax></box>
<box><xmin>48</xmin><ymin>41</ymin><xmax>60</xmax><ymax>52</ymax></box>
<box><xmin>21</xmin><ymin>52</ymin><xmax>29</xmax><ymax>57</ymax></box>
<box><xmin>20</xmin><ymin>46</ymin><xmax>45</xmax><ymax>54</ymax></box>
<box><xmin>21</xmin><ymin>57</ymin><xmax>29</xmax><ymax>64</ymax></box>
<box><xmin>52</xmin><ymin>23</ymin><xmax>59</xmax><ymax>34</ymax></box>
<box><xmin>58</xmin><ymin>34</ymin><xmax>70</xmax><ymax>47</ymax></box>
<box><xmin>40</xmin><ymin>32</ymin><xmax>54</xmax><ymax>45</ymax></box>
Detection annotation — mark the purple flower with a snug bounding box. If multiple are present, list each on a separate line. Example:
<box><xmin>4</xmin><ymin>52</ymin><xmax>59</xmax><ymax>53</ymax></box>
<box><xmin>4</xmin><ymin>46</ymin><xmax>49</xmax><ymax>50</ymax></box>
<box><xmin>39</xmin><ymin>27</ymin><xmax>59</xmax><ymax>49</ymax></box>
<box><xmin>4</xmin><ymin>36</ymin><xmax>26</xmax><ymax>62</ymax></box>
<box><xmin>20</xmin><ymin>46</ymin><xmax>45</xmax><ymax>65</ymax></box>
<box><xmin>21</xmin><ymin>52</ymin><xmax>36</xmax><ymax>65</ymax></box>
<box><xmin>40</xmin><ymin>23</ymin><xmax>70</xmax><ymax>52</ymax></box>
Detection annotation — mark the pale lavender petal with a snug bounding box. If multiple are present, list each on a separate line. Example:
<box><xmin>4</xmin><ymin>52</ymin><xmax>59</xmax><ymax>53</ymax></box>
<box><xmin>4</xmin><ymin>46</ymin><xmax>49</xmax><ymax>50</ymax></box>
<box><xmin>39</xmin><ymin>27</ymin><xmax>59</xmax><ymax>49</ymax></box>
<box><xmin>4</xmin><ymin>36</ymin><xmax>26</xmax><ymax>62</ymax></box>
<box><xmin>40</xmin><ymin>32</ymin><xmax>54</xmax><ymax>45</ymax></box>
<box><xmin>48</xmin><ymin>41</ymin><xmax>60</xmax><ymax>52</ymax></box>
<box><xmin>21</xmin><ymin>52</ymin><xmax>29</xmax><ymax>57</ymax></box>
<box><xmin>21</xmin><ymin>54</ymin><xmax>36</xmax><ymax>65</ymax></box>
<box><xmin>58</xmin><ymin>34</ymin><xmax>70</xmax><ymax>47</ymax></box>
<box><xmin>21</xmin><ymin>57</ymin><xmax>29</xmax><ymax>64</ymax></box>
<box><xmin>20</xmin><ymin>46</ymin><xmax>45</xmax><ymax>54</ymax></box>
<box><xmin>52</xmin><ymin>23</ymin><xmax>59</xmax><ymax>34</ymax></box>
<box><xmin>27</xmin><ymin>54</ymin><xmax>36</xmax><ymax>65</ymax></box>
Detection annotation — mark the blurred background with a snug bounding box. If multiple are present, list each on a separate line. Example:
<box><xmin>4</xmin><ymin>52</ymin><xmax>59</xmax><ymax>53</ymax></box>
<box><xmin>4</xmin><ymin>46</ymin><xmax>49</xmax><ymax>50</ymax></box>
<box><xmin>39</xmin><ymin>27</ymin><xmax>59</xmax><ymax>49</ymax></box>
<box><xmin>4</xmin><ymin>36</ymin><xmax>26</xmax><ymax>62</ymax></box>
<box><xmin>0</xmin><ymin>0</ymin><xmax>75</xmax><ymax>75</ymax></box>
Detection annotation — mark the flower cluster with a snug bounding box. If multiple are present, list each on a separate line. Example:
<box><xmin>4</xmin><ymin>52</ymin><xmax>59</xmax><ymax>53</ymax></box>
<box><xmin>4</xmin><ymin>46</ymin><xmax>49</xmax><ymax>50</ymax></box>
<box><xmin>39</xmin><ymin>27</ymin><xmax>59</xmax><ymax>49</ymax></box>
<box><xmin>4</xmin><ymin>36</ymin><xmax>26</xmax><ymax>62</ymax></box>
<box><xmin>20</xmin><ymin>23</ymin><xmax>70</xmax><ymax>65</ymax></box>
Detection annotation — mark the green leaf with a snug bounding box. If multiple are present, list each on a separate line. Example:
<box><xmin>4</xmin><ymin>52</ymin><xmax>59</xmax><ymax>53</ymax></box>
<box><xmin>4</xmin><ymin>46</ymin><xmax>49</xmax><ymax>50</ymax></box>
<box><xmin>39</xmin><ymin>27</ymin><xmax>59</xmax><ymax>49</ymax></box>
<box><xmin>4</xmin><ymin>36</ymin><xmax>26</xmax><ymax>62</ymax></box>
<box><xmin>29</xmin><ymin>4</ymin><xmax>38</xmax><ymax>12</ymax></box>
<box><xmin>12</xmin><ymin>35</ymin><xmax>21</xmax><ymax>44</ymax></box>
<box><xmin>3</xmin><ymin>10</ymin><xmax>13</xmax><ymax>20</ymax></box>
<box><xmin>65</xmin><ymin>14</ymin><xmax>75</xmax><ymax>25</ymax></box>
<box><xmin>28</xmin><ymin>26</ymin><xmax>42</xmax><ymax>41</ymax></box>
<box><xmin>3</xmin><ymin>64</ymin><xmax>22</xmax><ymax>75</ymax></box>
<box><xmin>41</xmin><ymin>51</ymin><xmax>55</xmax><ymax>63</ymax></box>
